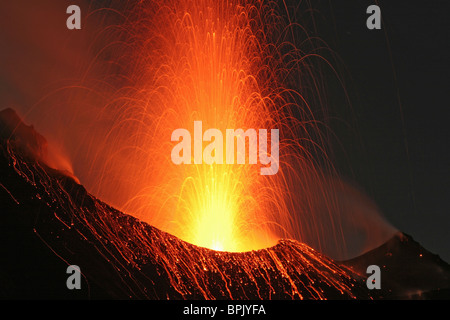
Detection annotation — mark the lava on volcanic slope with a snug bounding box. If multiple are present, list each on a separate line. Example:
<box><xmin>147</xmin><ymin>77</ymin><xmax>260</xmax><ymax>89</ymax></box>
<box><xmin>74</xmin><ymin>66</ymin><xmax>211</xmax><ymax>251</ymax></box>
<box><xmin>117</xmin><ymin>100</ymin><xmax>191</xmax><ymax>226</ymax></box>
<box><xmin>0</xmin><ymin>108</ymin><xmax>377</xmax><ymax>300</ymax></box>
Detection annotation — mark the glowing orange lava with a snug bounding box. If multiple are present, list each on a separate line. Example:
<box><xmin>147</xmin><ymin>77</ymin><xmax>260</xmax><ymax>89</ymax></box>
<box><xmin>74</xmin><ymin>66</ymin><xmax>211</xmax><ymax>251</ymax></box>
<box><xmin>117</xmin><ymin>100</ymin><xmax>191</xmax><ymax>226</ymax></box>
<box><xmin>45</xmin><ymin>0</ymin><xmax>395</xmax><ymax>257</ymax></box>
<box><xmin>86</xmin><ymin>0</ymin><xmax>284</xmax><ymax>252</ymax></box>
<box><xmin>79</xmin><ymin>0</ymin><xmax>340</xmax><ymax>253</ymax></box>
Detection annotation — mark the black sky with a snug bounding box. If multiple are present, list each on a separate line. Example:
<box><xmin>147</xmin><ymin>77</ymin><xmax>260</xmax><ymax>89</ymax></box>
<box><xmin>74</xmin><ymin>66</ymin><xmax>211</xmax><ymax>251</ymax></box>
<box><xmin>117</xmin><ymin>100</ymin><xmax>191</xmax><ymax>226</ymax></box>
<box><xmin>312</xmin><ymin>1</ymin><xmax>450</xmax><ymax>261</ymax></box>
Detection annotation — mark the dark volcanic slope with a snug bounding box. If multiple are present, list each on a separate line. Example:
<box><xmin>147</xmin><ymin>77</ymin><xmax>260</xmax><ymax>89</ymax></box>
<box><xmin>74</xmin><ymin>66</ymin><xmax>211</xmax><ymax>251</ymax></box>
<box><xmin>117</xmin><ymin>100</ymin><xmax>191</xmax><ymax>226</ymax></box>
<box><xmin>343</xmin><ymin>231</ymin><xmax>450</xmax><ymax>299</ymax></box>
<box><xmin>0</xmin><ymin>108</ymin><xmax>374</xmax><ymax>300</ymax></box>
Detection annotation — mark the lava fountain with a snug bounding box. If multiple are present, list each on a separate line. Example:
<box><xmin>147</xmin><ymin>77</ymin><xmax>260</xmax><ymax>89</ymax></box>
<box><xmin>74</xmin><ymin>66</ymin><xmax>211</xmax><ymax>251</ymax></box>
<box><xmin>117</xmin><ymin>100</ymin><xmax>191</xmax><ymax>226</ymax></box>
<box><xmin>87</xmin><ymin>0</ymin><xmax>339</xmax><ymax>253</ymax></box>
<box><xmin>2</xmin><ymin>0</ymin><xmax>396</xmax><ymax>258</ymax></box>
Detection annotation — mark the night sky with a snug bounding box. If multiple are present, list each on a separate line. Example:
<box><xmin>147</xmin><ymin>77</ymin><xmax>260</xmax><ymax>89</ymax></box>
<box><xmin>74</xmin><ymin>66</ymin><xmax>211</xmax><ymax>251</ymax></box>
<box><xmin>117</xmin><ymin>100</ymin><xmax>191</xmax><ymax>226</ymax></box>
<box><xmin>313</xmin><ymin>1</ymin><xmax>450</xmax><ymax>261</ymax></box>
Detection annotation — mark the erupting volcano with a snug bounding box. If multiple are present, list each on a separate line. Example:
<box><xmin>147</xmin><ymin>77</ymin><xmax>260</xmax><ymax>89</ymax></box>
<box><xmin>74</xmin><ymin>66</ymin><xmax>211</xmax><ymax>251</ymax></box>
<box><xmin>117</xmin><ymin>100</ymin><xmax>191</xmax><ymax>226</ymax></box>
<box><xmin>7</xmin><ymin>0</ymin><xmax>396</xmax><ymax>257</ymax></box>
<box><xmin>79</xmin><ymin>0</ymin><xmax>347</xmax><ymax>254</ymax></box>
<box><xmin>0</xmin><ymin>108</ymin><xmax>376</xmax><ymax>299</ymax></box>
<box><xmin>1</xmin><ymin>0</ymin><xmax>449</xmax><ymax>301</ymax></box>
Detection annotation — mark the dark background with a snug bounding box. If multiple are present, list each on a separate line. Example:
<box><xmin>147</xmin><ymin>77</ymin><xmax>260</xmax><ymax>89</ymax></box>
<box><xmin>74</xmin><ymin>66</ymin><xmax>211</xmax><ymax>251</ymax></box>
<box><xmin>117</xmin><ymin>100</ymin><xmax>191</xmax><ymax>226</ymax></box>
<box><xmin>310</xmin><ymin>1</ymin><xmax>450</xmax><ymax>261</ymax></box>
